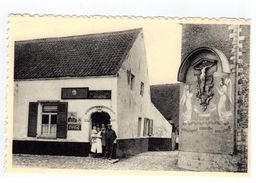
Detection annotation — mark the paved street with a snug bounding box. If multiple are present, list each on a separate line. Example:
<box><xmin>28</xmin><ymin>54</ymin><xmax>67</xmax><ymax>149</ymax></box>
<box><xmin>13</xmin><ymin>151</ymin><xmax>184</xmax><ymax>171</ymax></box>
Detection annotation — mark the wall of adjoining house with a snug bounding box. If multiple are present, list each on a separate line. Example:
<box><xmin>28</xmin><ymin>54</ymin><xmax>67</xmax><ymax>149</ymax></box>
<box><xmin>13</xmin><ymin>77</ymin><xmax>117</xmax><ymax>142</ymax></box>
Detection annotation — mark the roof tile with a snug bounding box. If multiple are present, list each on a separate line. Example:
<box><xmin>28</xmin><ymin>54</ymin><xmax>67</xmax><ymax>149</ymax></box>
<box><xmin>15</xmin><ymin>28</ymin><xmax>142</xmax><ymax>79</ymax></box>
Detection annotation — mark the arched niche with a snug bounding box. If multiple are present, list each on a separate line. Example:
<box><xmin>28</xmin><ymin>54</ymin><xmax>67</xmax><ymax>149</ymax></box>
<box><xmin>178</xmin><ymin>47</ymin><xmax>231</xmax><ymax>83</ymax></box>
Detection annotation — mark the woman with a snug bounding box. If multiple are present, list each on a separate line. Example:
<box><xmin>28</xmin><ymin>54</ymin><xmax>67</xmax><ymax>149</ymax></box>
<box><xmin>100</xmin><ymin>124</ymin><xmax>106</xmax><ymax>158</ymax></box>
<box><xmin>90</xmin><ymin>126</ymin><xmax>103</xmax><ymax>157</ymax></box>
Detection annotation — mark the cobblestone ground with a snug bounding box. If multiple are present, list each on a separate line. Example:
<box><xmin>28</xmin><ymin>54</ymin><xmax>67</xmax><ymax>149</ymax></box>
<box><xmin>13</xmin><ymin>151</ymin><xmax>184</xmax><ymax>171</ymax></box>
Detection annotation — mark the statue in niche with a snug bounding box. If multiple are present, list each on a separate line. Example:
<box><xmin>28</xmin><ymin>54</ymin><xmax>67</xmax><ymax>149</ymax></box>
<box><xmin>216</xmin><ymin>78</ymin><xmax>233</xmax><ymax>122</ymax></box>
<box><xmin>193</xmin><ymin>59</ymin><xmax>217</xmax><ymax>111</ymax></box>
<box><xmin>180</xmin><ymin>84</ymin><xmax>193</xmax><ymax>123</ymax></box>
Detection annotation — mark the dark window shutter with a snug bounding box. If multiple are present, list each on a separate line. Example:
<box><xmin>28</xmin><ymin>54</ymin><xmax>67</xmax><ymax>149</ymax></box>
<box><xmin>149</xmin><ymin>120</ymin><xmax>153</xmax><ymax>136</ymax></box>
<box><xmin>143</xmin><ymin>118</ymin><xmax>148</xmax><ymax>136</ymax></box>
<box><xmin>27</xmin><ymin>102</ymin><xmax>38</xmax><ymax>137</ymax></box>
<box><xmin>57</xmin><ymin>102</ymin><xmax>68</xmax><ymax>138</ymax></box>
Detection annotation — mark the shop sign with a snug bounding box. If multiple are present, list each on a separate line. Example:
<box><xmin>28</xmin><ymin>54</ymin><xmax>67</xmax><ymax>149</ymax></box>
<box><xmin>68</xmin><ymin>123</ymin><xmax>81</xmax><ymax>131</ymax></box>
<box><xmin>61</xmin><ymin>88</ymin><xmax>111</xmax><ymax>99</ymax></box>
<box><xmin>61</xmin><ymin>88</ymin><xmax>88</xmax><ymax>99</ymax></box>
<box><xmin>88</xmin><ymin>90</ymin><xmax>111</xmax><ymax>99</ymax></box>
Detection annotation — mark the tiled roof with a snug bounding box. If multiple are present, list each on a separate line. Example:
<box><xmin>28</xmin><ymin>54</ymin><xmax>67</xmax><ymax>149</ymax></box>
<box><xmin>14</xmin><ymin>28</ymin><xmax>142</xmax><ymax>80</ymax></box>
<box><xmin>150</xmin><ymin>83</ymin><xmax>180</xmax><ymax>127</ymax></box>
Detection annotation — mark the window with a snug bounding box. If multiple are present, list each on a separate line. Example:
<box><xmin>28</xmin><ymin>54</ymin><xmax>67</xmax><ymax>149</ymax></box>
<box><xmin>130</xmin><ymin>73</ymin><xmax>135</xmax><ymax>90</ymax></box>
<box><xmin>140</xmin><ymin>82</ymin><xmax>144</xmax><ymax>96</ymax></box>
<box><xmin>127</xmin><ymin>70</ymin><xmax>131</xmax><ymax>84</ymax></box>
<box><xmin>143</xmin><ymin>118</ymin><xmax>153</xmax><ymax>136</ymax></box>
<box><xmin>137</xmin><ymin>117</ymin><xmax>142</xmax><ymax>137</ymax></box>
<box><xmin>41</xmin><ymin>105</ymin><xmax>58</xmax><ymax>138</ymax></box>
<box><xmin>149</xmin><ymin>119</ymin><xmax>154</xmax><ymax>136</ymax></box>
<box><xmin>143</xmin><ymin>118</ymin><xmax>149</xmax><ymax>136</ymax></box>
<box><xmin>27</xmin><ymin>102</ymin><xmax>68</xmax><ymax>139</ymax></box>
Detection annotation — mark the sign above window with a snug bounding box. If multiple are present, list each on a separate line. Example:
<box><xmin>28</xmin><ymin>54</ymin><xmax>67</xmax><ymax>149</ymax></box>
<box><xmin>61</xmin><ymin>88</ymin><xmax>89</xmax><ymax>99</ymax></box>
<box><xmin>88</xmin><ymin>90</ymin><xmax>111</xmax><ymax>99</ymax></box>
<box><xmin>61</xmin><ymin>88</ymin><xmax>111</xmax><ymax>100</ymax></box>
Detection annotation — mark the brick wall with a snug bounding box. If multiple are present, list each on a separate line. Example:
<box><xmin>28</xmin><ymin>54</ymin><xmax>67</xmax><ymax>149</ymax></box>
<box><xmin>229</xmin><ymin>25</ymin><xmax>250</xmax><ymax>172</ymax></box>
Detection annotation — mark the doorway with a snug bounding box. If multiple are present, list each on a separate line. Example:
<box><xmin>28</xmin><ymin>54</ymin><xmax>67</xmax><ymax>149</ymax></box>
<box><xmin>91</xmin><ymin>111</ymin><xmax>110</xmax><ymax>128</ymax></box>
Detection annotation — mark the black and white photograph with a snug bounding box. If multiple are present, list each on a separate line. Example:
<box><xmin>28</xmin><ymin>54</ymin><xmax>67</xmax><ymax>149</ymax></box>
<box><xmin>7</xmin><ymin>15</ymin><xmax>250</xmax><ymax>174</ymax></box>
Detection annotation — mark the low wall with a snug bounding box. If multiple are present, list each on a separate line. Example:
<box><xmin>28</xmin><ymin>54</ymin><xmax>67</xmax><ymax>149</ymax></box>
<box><xmin>116</xmin><ymin>138</ymin><xmax>149</xmax><ymax>158</ymax></box>
<box><xmin>13</xmin><ymin>137</ymin><xmax>173</xmax><ymax>158</ymax></box>
<box><xmin>13</xmin><ymin>140</ymin><xmax>90</xmax><ymax>157</ymax></box>
<box><xmin>148</xmin><ymin>137</ymin><xmax>172</xmax><ymax>151</ymax></box>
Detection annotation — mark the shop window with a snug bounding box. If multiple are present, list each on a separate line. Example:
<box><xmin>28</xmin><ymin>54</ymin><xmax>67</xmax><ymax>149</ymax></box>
<box><xmin>140</xmin><ymin>82</ymin><xmax>144</xmax><ymax>96</ymax></box>
<box><xmin>137</xmin><ymin>117</ymin><xmax>142</xmax><ymax>137</ymax></box>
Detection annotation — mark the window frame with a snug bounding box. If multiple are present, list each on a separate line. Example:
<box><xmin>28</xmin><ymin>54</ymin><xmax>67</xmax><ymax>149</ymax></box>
<box><xmin>140</xmin><ymin>81</ymin><xmax>144</xmax><ymax>96</ymax></box>
<box><xmin>137</xmin><ymin>117</ymin><xmax>142</xmax><ymax>137</ymax></box>
<box><xmin>130</xmin><ymin>73</ymin><xmax>135</xmax><ymax>90</ymax></box>
<box><xmin>40</xmin><ymin>112</ymin><xmax>58</xmax><ymax>138</ymax></box>
<box><xmin>143</xmin><ymin>118</ymin><xmax>154</xmax><ymax>136</ymax></box>
<box><xmin>37</xmin><ymin>103</ymin><xmax>59</xmax><ymax>139</ymax></box>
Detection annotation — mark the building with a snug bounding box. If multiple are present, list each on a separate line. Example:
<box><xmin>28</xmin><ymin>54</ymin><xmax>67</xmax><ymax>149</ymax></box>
<box><xmin>150</xmin><ymin>84</ymin><xmax>180</xmax><ymax>128</ymax></box>
<box><xmin>177</xmin><ymin>24</ymin><xmax>250</xmax><ymax>172</ymax></box>
<box><xmin>150</xmin><ymin>84</ymin><xmax>180</xmax><ymax>150</ymax></box>
<box><xmin>13</xmin><ymin>28</ymin><xmax>172</xmax><ymax>158</ymax></box>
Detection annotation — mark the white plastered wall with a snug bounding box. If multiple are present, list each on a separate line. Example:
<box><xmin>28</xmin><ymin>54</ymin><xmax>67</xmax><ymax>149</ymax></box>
<box><xmin>13</xmin><ymin>77</ymin><xmax>117</xmax><ymax>142</ymax></box>
<box><xmin>116</xmin><ymin>30</ymin><xmax>172</xmax><ymax>139</ymax></box>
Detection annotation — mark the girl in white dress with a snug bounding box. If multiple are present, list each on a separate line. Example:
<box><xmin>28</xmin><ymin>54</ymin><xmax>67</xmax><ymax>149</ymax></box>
<box><xmin>90</xmin><ymin>126</ymin><xmax>102</xmax><ymax>157</ymax></box>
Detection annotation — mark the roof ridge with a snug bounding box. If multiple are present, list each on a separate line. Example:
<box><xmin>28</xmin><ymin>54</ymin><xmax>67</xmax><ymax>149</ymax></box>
<box><xmin>15</xmin><ymin>28</ymin><xmax>143</xmax><ymax>44</ymax></box>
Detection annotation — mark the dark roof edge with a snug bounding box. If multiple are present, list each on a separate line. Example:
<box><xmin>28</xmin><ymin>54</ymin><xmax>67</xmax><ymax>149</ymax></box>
<box><xmin>15</xmin><ymin>28</ymin><xmax>143</xmax><ymax>44</ymax></box>
<box><xmin>114</xmin><ymin>28</ymin><xmax>143</xmax><ymax>73</ymax></box>
<box><xmin>150</xmin><ymin>83</ymin><xmax>180</xmax><ymax>87</ymax></box>
<box><xmin>14</xmin><ymin>74</ymin><xmax>117</xmax><ymax>82</ymax></box>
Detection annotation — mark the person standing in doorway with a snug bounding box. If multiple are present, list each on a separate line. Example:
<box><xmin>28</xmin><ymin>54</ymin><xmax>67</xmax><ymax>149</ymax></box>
<box><xmin>100</xmin><ymin>124</ymin><xmax>106</xmax><ymax>158</ymax></box>
<box><xmin>90</xmin><ymin>126</ymin><xmax>102</xmax><ymax>157</ymax></box>
<box><xmin>105</xmin><ymin>124</ymin><xmax>117</xmax><ymax>160</ymax></box>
